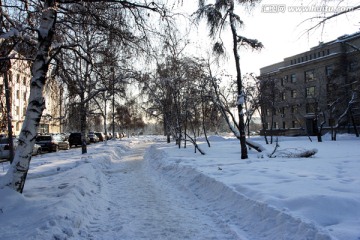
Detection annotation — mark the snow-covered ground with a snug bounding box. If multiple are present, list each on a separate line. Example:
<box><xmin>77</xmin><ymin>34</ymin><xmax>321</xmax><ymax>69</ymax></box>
<box><xmin>0</xmin><ymin>134</ymin><xmax>359</xmax><ymax>240</ymax></box>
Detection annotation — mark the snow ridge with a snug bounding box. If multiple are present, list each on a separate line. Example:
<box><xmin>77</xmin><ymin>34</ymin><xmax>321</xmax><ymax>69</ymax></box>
<box><xmin>146</xmin><ymin>145</ymin><xmax>335</xmax><ymax>240</ymax></box>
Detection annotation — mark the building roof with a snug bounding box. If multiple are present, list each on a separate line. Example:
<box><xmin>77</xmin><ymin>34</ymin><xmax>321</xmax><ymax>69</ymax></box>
<box><xmin>260</xmin><ymin>31</ymin><xmax>360</xmax><ymax>75</ymax></box>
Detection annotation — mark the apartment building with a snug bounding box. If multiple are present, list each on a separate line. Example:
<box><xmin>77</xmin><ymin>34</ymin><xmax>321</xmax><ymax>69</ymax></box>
<box><xmin>0</xmin><ymin>52</ymin><xmax>61</xmax><ymax>135</ymax></box>
<box><xmin>259</xmin><ymin>32</ymin><xmax>360</xmax><ymax>136</ymax></box>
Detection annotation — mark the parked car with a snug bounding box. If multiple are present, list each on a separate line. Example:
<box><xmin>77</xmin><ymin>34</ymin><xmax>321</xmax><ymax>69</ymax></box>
<box><xmin>35</xmin><ymin>135</ymin><xmax>59</xmax><ymax>152</ymax></box>
<box><xmin>68</xmin><ymin>133</ymin><xmax>90</xmax><ymax>147</ymax></box>
<box><xmin>61</xmin><ymin>132</ymin><xmax>70</xmax><ymax>141</ymax></box>
<box><xmin>88</xmin><ymin>132</ymin><xmax>99</xmax><ymax>143</ymax></box>
<box><xmin>0</xmin><ymin>137</ymin><xmax>18</xmax><ymax>160</ymax></box>
<box><xmin>32</xmin><ymin>143</ymin><xmax>42</xmax><ymax>156</ymax></box>
<box><xmin>0</xmin><ymin>136</ymin><xmax>42</xmax><ymax>159</ymax></box>
<box><xmin>106</xmin><ymin>133</ymin><xmax>113</xmax><ymax>140</ymax></box>
<box><xmin>113</xmin><ymin>132</ymin><xmax>120</xmax><ymax>139</ymax></box>
<box><xmin>53</xmin><ymin>135</ymin><xmax>70</xmax><ymax>150</ymax></box>
<box><xmin>95</xmin><ymin>132</ymin><xmax>106</xmax><ymax>142</ymax></box>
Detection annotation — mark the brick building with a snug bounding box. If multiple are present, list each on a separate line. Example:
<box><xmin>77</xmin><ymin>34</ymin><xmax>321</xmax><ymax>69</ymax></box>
<box><xmin>259</xmin><ymin>32</ymin><xmax>360</xmax><ymax>136</ymax></box>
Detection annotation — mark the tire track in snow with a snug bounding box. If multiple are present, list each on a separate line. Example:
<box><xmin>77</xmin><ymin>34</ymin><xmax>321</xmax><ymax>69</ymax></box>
<box><xmin>89</xmin><ymin>142</ymin><xmax>242</xmax><ymax>240</ymax></box>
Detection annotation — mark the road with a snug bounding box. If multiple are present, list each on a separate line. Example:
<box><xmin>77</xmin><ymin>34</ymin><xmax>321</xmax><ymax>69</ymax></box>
<box><xmin>87</xmin><ymin>141</ymin><xmax>241</xmax><ymax>240</ymax></box>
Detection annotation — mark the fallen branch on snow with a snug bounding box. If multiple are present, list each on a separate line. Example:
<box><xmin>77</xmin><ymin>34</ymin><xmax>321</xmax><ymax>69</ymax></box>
<box><xmin>269</xmin><ymin>148</ymin><xmax>318</xmax><ymax>158</ymax></box>
<box><xmin>246</xmin><ymin>139</ymin><xmax>267</xmax><ymax>152</ymax></box>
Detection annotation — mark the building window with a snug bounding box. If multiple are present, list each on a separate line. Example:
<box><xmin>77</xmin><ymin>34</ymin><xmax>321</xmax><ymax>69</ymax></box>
<box><xmin>16</xmin><ymin>74</ymin><xmax>20</xmax><ymax>83</ymax></box>
<box><xmin>23</xmin><ymin>77</ymin><xmax>27</xmax><ymax>85</ymax></box>
<box><xmin>306</xmin><ymin>86</ymin><xmax>316</xmax><ymax>98</ymax></box>
<box><xmin>266</xmin><ymin>109</ymin><xmax>270</xmax><ymax>116</ymax></box>
<box><xmin>16</xmin><ymin>106</ymin><xmax>20</xmax><ymax>116</ymax></box>
<box><xmin>16</xmin><ymin>90</ymin><xmax>20</xmax><ymax>99</ymax></box>
<box><xmin>291</xmin><ymin>90</ymin><xmax>297</xmax><ymax>98</ymax></box>
<box><xmin>280</xmin><ymin>107</ymin><xmax>285</xmax><ymax>114</ymax></box>
<box><xmin>290</xmin><ymin>74</ymin><xmax>296</xmax><ymax>83</ymax></box>
<box><xmin>291</xmin><ymin>106</ymin><xmax>298</xmax><ymax>114</ymax></box>
<box><xmin>273</xmin><ymin>122</ymin><xmax>278</xmax><ymax>129</ymax></box>
<box><xmin>325</xmin><ymin>65</ymin><xmax>334</xmax><ymax>76</ymax></box>
<box><xmin>39</xmin><ymin>124</ymin><xmax>49</xmax><ymax>134</ymax></box>
<box><xmin>282</xmin><ymin>121</ymin><xmax>286</xmax><ymax>129</ymax></box>
<box><xmin>306</xmin><ymin>102</ymin><xmax>317</xmax><ymax>113</ymax></box>
<box><xmin>23</xmin><ymin>107</ymin><xmax>27</xmax><ymax>116</ymax></box>
<box><xmin>281</xmin><ymin>92</ymin><xmax>286</xmax><ymax>100</ymax></box>
<box><xmin>292</xmin><ymin>121</ymin><xmax>296</xmax><ymax>128</ymax></box>
<box><xmin>0</xmin><ymin>84</ymin><xmax>3</xmax><ymax>93</ymax></box>
<box><xmin>305</xmin><ymin>69</ymin><xmax>316</xmax><ymax>82</ymax></box>
<box><xmin>309</xmin><ymin>54</ymin><xmax>312</xmax><ymax>60</ymax></box>
<box><xmin>23</xmin><ymin>92</ymin><xmax>27</xmax><ymax>101</ymax></box>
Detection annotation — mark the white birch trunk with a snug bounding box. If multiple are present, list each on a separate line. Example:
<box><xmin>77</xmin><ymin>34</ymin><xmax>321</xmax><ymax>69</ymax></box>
<box><xmin>1</xmin><ymin>0</ymin><xmax>57</xmax><ymax>193</ymax></box>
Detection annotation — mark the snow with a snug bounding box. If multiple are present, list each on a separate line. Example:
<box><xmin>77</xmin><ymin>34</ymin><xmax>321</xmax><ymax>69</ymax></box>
<box><xmin>0</xmin><ymin>134</ymin><xmax>359</xmax><ymax>240</ymax></box>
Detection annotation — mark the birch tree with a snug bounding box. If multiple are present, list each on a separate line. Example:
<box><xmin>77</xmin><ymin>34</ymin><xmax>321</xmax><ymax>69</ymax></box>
<box><xmin>0</xmin><ymin>0</ymin><xmax>167</xmax><ymax>193</ymax></box>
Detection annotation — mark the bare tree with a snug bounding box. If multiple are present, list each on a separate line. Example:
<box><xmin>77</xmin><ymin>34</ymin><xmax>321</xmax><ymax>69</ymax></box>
<box><xmin>0</xmin><ymin>0</ymin><xmax>168</xmax><ymax>193</ymax></box>
<box><xmin>194</xmin><ymin>0</ymin><xmax>262</xmax><ymax>159</ymax></box>
<box><xmin>304</xmin><ymin>1</ymin><xmax>360</xmax><ymax>34</ymax></box>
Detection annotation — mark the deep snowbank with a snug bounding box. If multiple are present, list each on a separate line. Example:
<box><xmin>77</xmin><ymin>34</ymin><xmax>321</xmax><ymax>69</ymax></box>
<box><xmin>145</xmin><ymin>142</ymin><xmax>337</xmax><ymax>240</ymax></box>
<box><xmin>0</xmin><ymin>143</ymin><xmax>130</xmax><ymax>240</ymax></box>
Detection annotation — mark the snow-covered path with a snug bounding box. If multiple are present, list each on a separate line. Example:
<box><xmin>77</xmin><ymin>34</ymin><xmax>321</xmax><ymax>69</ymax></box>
<box><xmin>3</xmin><ymin>135</ymin><xmax>354</xmax><ymax>240</ymax></box>
<box><xmin>88</xmin><ymin>141</ymin><xmax>241</xmax><ymax>240</ymax></box>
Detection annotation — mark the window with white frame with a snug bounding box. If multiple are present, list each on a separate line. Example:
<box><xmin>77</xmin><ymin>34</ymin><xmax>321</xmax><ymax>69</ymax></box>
<box><xmin>306</xmin><ymin>86</ymin><xmax>316</xmax><ymax>98</ymax></box>
<box><xmin>305</xmin><ymin>70</ymin><xmax>316</xmax><ymax>82</ymax></box>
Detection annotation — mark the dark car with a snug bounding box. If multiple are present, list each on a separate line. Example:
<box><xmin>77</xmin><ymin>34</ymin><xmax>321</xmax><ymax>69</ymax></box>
<box><xmin>35</xmin><ymin>135</ymin><xmax>59</xmax><ymax>152</ymax></box>
<box><xmin>68</xmin><ymin>133</ymin><xmax>90</xmax><ymax>147</ymax></box>
<box><xmin>94</xmin><ymin>132</ymin><xmax>106</xmax><ymax>142</ymax></box>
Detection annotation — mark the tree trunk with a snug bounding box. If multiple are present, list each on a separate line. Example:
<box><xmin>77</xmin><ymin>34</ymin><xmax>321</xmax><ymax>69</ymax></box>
<box><xmin>317</xmin><ymin>132</ymin><xmax>322</xmax><ymax>142</ymax></box>
<box><xmin>80</xmin><ymin>92</ymin><xmax>87</xmax><ymax>154</ymax></box>
<box><xmin>349</xmin><ymin>109</ymin><xmax>359</xmax><ymax>137</ymax></box>
<box><xmin>229</xmin><ymin>4</ymin><xmax>247</xmax><ymax>159</ymax></box>
<box><xmin>3</xmin><ymin>0</ymin><xmax>57</xmax><ymax>193</ymax></box>
<box><xmin>202</xmin><ymin>99</ymin><xmax>210</xmax><ymax>148</ymax></box>
<box><xmin>104</xmin><ymin>93</ymin><xmax>107</xmax><ymax>136</ymax></box>
<box><xmin>3</xmin><ymin>72</ymin><xmax>14</xmax><ymax>163</ymax></box>
<box><xmin>258</xmin><ymin>108</ymin><xmax>269</xmax><ymax>144</ymax></box>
